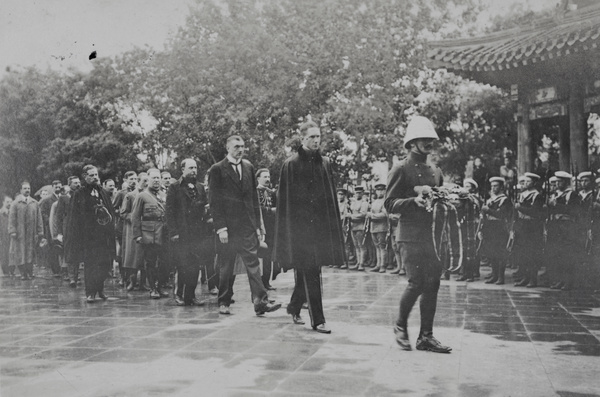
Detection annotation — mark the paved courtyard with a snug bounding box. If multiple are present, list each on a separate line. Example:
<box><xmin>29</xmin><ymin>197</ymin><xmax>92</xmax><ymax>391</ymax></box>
<box><xmin>0</xmin><ymin>266</ymin><xmax>599</xmax><ymax>397</ymax></box>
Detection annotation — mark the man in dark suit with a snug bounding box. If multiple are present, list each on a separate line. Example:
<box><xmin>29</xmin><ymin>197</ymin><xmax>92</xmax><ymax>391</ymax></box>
<box><xmin>65</xmin><ymin>165</ymin><xmax>116</xmax><ymax>303</ymax></box>
<box><xmin>209</xmin><ymin>135</ymin><xmax>281</xmax><ymax>316</ymax></box>
<box><xmin>40</xmin><ymin>179</ymin><xmax>62</xmax><ymax>277</ymax></box>
<box><xmin>166</xmin><ymin>159</ymin><xmax>214</xmax><ymax>306</ymax></box>
<box><xmin>54</xmin><ymin>176</ymin><xmax>81</xmax><ymax>286</ymax></box>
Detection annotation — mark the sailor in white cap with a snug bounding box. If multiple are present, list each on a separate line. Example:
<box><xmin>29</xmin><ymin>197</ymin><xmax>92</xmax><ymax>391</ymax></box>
<box><xmin>479</xmin><ymin>176</ymin><xmax>511</xmax><ymax>285</ymax></box>
<box><xmin>512</xmin><ymin>172</ymin><xmax>544</xmax><ymax>288</ymax></box>
<box><xmin>546</xmin><ymin>171</ymin><xmax>581</xmax><ymax>290</ymax></box>
<box><xmin>385</xmin><ymin>115</ymin><xmax>451</xmax><ymax>353</ymax></box>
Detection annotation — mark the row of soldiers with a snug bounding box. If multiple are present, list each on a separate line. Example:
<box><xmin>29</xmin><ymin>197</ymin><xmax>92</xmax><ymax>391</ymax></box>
<box><xmin>334</xmin><ymin>169</ymin><xmax>600</xmax><ymax>291</ymax></box>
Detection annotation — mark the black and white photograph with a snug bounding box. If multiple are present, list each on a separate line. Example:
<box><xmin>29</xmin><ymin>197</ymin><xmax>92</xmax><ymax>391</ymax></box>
<box><xmin>1</xmin><ymin>0</ymin><xmax>600</xmax><ymax>395</ymax></box>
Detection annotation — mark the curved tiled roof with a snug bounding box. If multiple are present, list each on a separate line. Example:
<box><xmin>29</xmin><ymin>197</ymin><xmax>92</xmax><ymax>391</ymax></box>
<box><xmin>427</xmin><ymin>4</ymin><xmax>600</xmax><ymax>73</ymax></box>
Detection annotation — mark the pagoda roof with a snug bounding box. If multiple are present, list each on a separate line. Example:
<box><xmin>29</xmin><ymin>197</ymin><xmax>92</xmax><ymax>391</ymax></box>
<box><xmin>427</xmin><ymin>4</ymin><xmax>600</xmax><ymax>75</ymax></box>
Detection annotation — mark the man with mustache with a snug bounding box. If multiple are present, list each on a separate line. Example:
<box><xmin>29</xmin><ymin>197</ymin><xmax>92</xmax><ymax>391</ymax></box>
<box><xmin>66</xmin><ymin>165</ymin><xmax>116</xmax><ymax>302</ymax></box>
<box><xmin>385</xmin><ymin>116</ymin><xmax>451</xmax><ymax>353</ymax></box>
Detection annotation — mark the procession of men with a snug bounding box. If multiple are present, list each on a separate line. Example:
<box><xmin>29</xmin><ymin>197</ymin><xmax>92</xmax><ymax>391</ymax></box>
<box><xmin>1</xmin><ymin>116</ymin><xmax>600</xmax><ymax>347</ymax></box>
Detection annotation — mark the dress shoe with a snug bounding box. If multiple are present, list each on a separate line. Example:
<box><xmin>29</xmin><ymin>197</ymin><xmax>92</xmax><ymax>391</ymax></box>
<box><xmin>394</xmin><ymin>325</ymin><xmax>411</xmax><ymax>351</ymax></box>
<box><xmin>158</xmin><ymin>290</ymin><xmax>169</xmax><ymax>298</ymax></box>
<box><xmin>175</xmin><ymin>296</ymin><xmax>186</xmax><ymax>306</ymax></box>
<box><xmin>348</xmin><ymin>264</ymin><xmax>358</xmax><ymax>270</ymax></box>
<box><xmin>357</xmin><ymin>265</ymin><xmax>365</xmax><ymax>271</ymax></box>
<box><xmin>378</xmin><ymin>267</ymin><xmax>386</xmax><ymax>273</ymax></box>
<box><xmin>86</xmin><ymin>295</ymin><xmax>95</xmax><ymax>303</ymax></box>
<box><xmin>370</xmin><ymin>267</ymin><xmax>381</xmax><ymax>273</ymax></box>
<box><xmin>292</xmin><ymin>314</ymin><xmax>305</xmax><ymax>325</ymax></box>
<box><xmin>495</xmin><ymin>280</ymin><xmax>504</xmax><ymax>285</ymax></box>
<box><xmin>191</xmin><ymin>298</ymin><xmax>205</xmax><ymax>306</ymax></box>
<box><xmin>416</xmin><ymin>334</ymin><xmax>452</xmax><ymax>353</ymax></box>
<box><xmin>514</xmin><ymin>279</ymin><xmax>529</xmax><ymax>287</ymax></box>
<box><xmin>98</xmin><ymin>292</ymin><xmax>108</xmax><ymax>300</ymax></box>
<box><xmin>340</xmin><ymin>264</ymin><xmax>348</xmax><ymax>269</ymax></box>
<box><xmin>255</xmin><ymin>302</ymin><xmax>282</xmax><ymax>315</ymax></box>
<box><xmin>484</xmin><ymin>277</ymin><xmax>498</xmax><ymax>284</ymax></box>
<box><xmin>69</xmin><ymin>280</ymin><xmax>77</xmax><ymax>288</ymax></box>
<box><xmin>219</xmin><ymin>305</ymin><xmax>231</xmax><ymax>315</ymax></box>
<box><xmin>266</xmin><ymin>285</ymin><xmax>277</xmax><ymax>291</ymax></box>
<box><xmin>398</xmin><ymin>269</ymin><xmax>406</xmax><ymax>276</ymax></box>
<box><xmin>313</xmin><ymin>324</ymin><xmax>331</xmax><ymax>334</ymax></box>
<box><xmin>150</xmin><ymin>290</ymin><xmax>160</xmax><ymax>299</ymax></box>
<box><xmin>389</xmin><ymin>267</ymin><xmax>400</xmax><ymax>275</ymax></box>
<box><xmin>526</xmin><ymin>282</ymin><xmax>537</xmax><ymax>288</ymax></box>
<box><xmin>209</xmin><ymin>287</ymin><xmax>218</xmax><ymax>295</ymax></box>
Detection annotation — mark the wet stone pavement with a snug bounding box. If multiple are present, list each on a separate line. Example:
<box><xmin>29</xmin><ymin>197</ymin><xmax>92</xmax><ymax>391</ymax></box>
<box><xmin>1</xmin><ymin>267</ymin><xmax>600</xmax><ymax>397</ymax></box>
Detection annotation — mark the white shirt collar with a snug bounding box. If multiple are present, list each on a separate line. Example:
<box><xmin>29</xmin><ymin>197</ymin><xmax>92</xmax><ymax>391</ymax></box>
<box><xmin>227</xmin><ymin>155</ymin><xmax>241</xmax><ymax>165</ymax></box>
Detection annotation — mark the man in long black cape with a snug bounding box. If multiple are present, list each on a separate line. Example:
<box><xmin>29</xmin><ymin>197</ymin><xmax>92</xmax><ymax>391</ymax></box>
<box><xmin>273</xmin><ymin>120</ymin><xmax>345</xmax><ymax>334</ymax></box>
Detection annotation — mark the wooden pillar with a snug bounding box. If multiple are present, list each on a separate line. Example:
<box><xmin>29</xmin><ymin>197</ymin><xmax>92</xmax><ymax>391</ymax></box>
<box><xmin>569</xmin><ymin>81</ymin><xmax>588</xmax><ymax>170</ymax></box>
<box><xmin>517</xmin><ymin>100</ymin><xmax>534</xmax><ymax>173</ymax></box>
<box><xmin>558</xmin><ymin>123</ymin><xmax>570</xmax><ymax>171</ymax></box>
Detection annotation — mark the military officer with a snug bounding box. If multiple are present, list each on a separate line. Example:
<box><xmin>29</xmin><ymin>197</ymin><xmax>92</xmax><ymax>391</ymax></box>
<box><xmin>480</xmin><ymin>177</ymin><xmax>511</xmax><ymax>285</ymax></box>
<box><xmin>132</xmin><ymin>169</ymin><xmax>169</xmax><ymax>299</ymax></box>
<box><xmin>385</xmin><ymin>116</ymin><xmax>451</xmax><ymax>353</ymax></box>
<box><xmin>336</xmin><ymin>188</ymin><xmax>354</xmax><ymax>269</ymax></box>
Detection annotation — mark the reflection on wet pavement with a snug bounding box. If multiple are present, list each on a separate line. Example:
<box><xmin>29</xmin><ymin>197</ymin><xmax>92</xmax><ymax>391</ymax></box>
<box><xmin>0</xmin><ymin>267</ymin><xmax>599</xmax><ymax>396</ymax></box>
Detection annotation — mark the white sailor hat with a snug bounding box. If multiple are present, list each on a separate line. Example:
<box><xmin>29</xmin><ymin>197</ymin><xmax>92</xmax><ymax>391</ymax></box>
<box><xmin>463</xmin><ymin>178</ymin><xmax>478</xmax><ymax>189</ymax></box>
<box><xmin>549</xmin><ymin>176</ymin><xmax>559</xmax><ymax>183</ymax></box>
<box><xmin>596</xmin><ymin>177</ymin><xmax>600</xmax><ymax>184</ymax></box>
<box><xmin>554</xmin><ymin>171</ymin><xmax>572</xmax><ymax>179</ymax></box>
<box><xmin>523</xmin><ymin>172</ymin><xmax>540</xmax><ymax>180</ymax></box>
<box><xmin>577</xmin><ymin>171</ymin><xmax>593</xmax><ymax>180</ymax></box>
<box><xmin>489</xmin><ymin>176</ymin><xmax>505</xmax><ymax>184</ymax></box>
<box><xmin>518</xmin><ymin>175</ymin><xmax>528</xmax><ymax>183</ymax></box>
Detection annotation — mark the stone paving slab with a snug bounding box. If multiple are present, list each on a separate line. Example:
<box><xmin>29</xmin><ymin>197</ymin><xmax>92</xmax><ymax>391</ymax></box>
<box><xmin>0</xmin><ymin>266</ymin><xmax>599</xmax><ymax>396</ymax></box>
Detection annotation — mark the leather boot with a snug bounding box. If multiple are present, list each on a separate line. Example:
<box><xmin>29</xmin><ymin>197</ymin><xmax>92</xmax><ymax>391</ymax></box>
<box><xmin>495</xmin><ymin>262</ymin><xmax>505</xmax><ymax>285</ymax></box>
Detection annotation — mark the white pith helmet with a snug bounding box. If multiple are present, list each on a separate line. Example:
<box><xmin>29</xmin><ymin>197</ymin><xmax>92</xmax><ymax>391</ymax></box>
<box><xmin>403</xmin><ymin>116</ymin><xmax>439</xmax><ymax>149</ymax></box>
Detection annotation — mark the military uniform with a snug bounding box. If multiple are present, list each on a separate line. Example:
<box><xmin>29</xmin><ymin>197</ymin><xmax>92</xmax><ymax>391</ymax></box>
<box><xmin>349</xmin><ymin>190</ymin><xmax>369</xmax><ymax>270</ymax></box>
<box><xmin>337</xmin><ymin>193</ymin><xmax>355</xmax><ymax>269</ymax></box>
<box><xmin>369</xmin><ymin>186</ymin><xmax>389</xmax><ymax>273</ymax></box>
<box><xmin>131</xmin><ymin>189</ymin><xmax>167</xmax><ymax>298</ymax></box>
<box><xmin>547</xmin><ymin>183</ymin><xmax>581</xmax><ymax>290</ymax></box>
<box><xmin>480</xmin><ymin>187</ymin><xmax>511</xmax><ymax>284</ymax></box>
<box><xmin>513</xmin><ymin>185</ymin><xmax>545</xmax><ymax>287</ymax></box>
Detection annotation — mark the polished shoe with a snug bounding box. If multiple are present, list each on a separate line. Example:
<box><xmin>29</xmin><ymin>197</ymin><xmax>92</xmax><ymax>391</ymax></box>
<box><xmin>86</xmin><ymin>295</ymin><xmax>95</xmax><ymax>303</ymax></box>
<box><xmin>219</xmin><ymin>305</ymin><xmax>231</xmax><ymax>315</ymax></box>
<box><xmin>514</xmin><ymin>279</ymin><xmax>529</xmax><ymax>287</ymax></box>
<box><xmin>313</xmin><ymin>323</ymin><xmax>331</xmax><ymax>334</ymax></box>
<box><xmin>551</xmin><ymin>281</ymin><xmax>565</xmax><ymax>290</ymax></box>
<box><xmin>526</xmin><ymin>282</ymin><xmax>537</xmax><ymax>288</ymax></box>
<box><xmin>98</xmin><ymin>292</ymin><xmax>108</xmax><ymax>300</ymax></box>
<box><xmin>389</xmin><ymin>267</ymin><xmax>400</xmax><ymax>275</ymax></box>
<box><xmin>484</xmin><ymin>277</ymin><xmax>498</xmax><ymax>284</ymax></box>
<box><xmin>191</xmin><ymin>298</ymin><xmax>205</xmax><ymax>306</ymax></box>
<box><xmin>340</xmin><ymin>264</ymin><xmax>348</xmax><ymax>269</ymax></box>
<box><xmin>348</xmin><ymin>264</ymin><xmax>358</xmax><ymax>270</ymax></box>
<box><xmin>175</xmin><ymin>296</ymin><xmax>186</xmax><ymax>306</ymax></box>
<box><xmin>292</xmin><ymin>314</ymin><xmax>305</xmax><ymax>325</ymax></box>
<box><xmin>370</xmin><ymin>267</ymin><xmax>381</xmax><ymax>273</ymax></box>
<box><xmin>378</xmin><ymin>267</ymin><xmax>387</xmax><ymax>273</ymax></box>
<box><xmin>394</xmin><ymin>325</ymin><xmax>411</xmax><ymax>351</ymax></box>
<box><xmin>416</xmin><ymin>334</ymin><xmax>452</xmax><ymax>353</ymax></box>
<box><xmin>495</xmin><ymin>280</ymin><xmax>505</xmax><ymax>285</ymax></box>
<box><xmin>69</xmin><ymin>280</ymin><xmax>77</xmax><ymax>288</ymax></box>
<box><xmin>209</xmin><ymin>287</ymin><xmax>219</xmax><ymax>295</ymax></box>
<box><xmin>255</xmin><ymin>302</ymin><xmax>282</xmax><ymax>315</ymax></box>
<box><xmin>150</xmin><ymin>290</ymin><xmax>160</xmax><ymax>299</ymax></box>
<box><xmin>158</xmin><ymin>289</ymin><xmax>169</xmax><ymax>298</ymax></box>
<box><xmin>357</xmin><ymin>265</ymin><xmax>365</xmax><ymax>271</ymax></box>
<box><xmin>266</xmin><ymin>285</ymin><xmax>277</xmax><ymax>291</ymax></box>
<box><xmin>398</xmin><ymin>269</ymin><xmax>406</xmax><ymax>276</ymax></box>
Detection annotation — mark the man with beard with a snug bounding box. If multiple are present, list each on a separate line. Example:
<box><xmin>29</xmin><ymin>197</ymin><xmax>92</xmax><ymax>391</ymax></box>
<box><xmin>274</xmin><ymin>120</ymin><xmax>345</xmax><ymax>333</ymax></box>
<box><xmin>385</xmin><ymin>116</ymin><xmax>451</xmax><ymax>353</ymax></box>
<box><xmin>40</xmin><ymin>179</ymin><xmax>62</xmax><ymax>277</ymax></box>
<box><xmin>209</xmin><ymin>136</ymin><xmax>281</xmax><ymax>316</ymax></box>
<box><xmin>166</xmin><ymin>159</ymin><xmax>213</xmax><ymax>306</ymax></box>
<box><xmin>66</xmin><ymin>165</ymin><xmax>116</xmax><ymax>302</ymax></box>
<box><xmin>132</xmin><ymin>169</ymin><xmax>169</xmax><ymax>299</ymax></box>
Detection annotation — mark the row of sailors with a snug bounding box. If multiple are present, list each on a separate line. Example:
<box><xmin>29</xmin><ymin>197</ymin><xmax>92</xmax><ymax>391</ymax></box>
<box><xmin>334</xmin><ymin>170</ymin><xmax>600</xmax><ymax>291</ymax></box>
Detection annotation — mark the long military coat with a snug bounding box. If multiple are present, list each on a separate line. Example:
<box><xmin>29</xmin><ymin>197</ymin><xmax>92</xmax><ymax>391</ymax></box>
<box><xmin>8</xmin><ymin>195</ymin><xmax>44</xmax><ymax>266</ymax></box>
<box><xmin>273</xmin><ymin>147</ymin><xmax>345</xmax><ymax>270</ymax></box>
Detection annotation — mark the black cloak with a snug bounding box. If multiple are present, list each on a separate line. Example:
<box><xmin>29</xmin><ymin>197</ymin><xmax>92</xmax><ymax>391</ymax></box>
<box><xmin>273</xmin><ymin>146</ymin><xmax>345</xmax><ymax>270</ymax></box>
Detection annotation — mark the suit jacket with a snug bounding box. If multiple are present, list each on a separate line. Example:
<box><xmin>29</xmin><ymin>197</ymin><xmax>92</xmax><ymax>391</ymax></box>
<box><xmin>165</xmin><ymin>177</ymin><xmax>212</xmax><ymax>245</ymax></box>
<box><xmin>39</xmin><ymin>194</ymin><xmax>59</xmax><ymax>239</ymax></box>
<box><xmin>132</xmin><ymin>190</ymin><xmax>166</xmax><ymax>245</ymax></box>
<box><xmin>208</xmin><ymin>158</ymin><xmax>261</xmax><ymax>236</ymax></box>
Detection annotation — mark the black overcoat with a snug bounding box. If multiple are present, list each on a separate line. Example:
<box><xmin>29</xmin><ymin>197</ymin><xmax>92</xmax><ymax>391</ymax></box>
<box><xmin>165</xmin><ymin>177</ymin><xmax>212</xmax><ymax>246</ymax></box>
<box><xmin>273</xmin><ymin>147</ymin><xmax>345</xmax><ymax>270</ymax></box>
<box><xmin>65</xmin><ymin>184</ymin><xmax>116</xmax><ymax>264</ymax></box>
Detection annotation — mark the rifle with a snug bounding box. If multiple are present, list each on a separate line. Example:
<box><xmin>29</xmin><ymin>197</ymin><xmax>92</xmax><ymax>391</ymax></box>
<box><xmin>362</xmin><ymin>183</ymin><xmax>373</xmax><ymax>246</ymax></box>
<box><xmin>475</xmin><ymin>173</ymin><xmax>489</xmax><ymax>255</ymax></box>
<box><xmin>506</xmin><ymin>173</ymin><xmax>518</xmax><ymax>253</ymax></box>
<box><xmin>585</xmin><ymin>171</ymin><xmax>596</xmax><ymax>255</ymax></box>
<box><xmin>543</xmin><ymin>169</ymin><xmax>551</xmax><ymax>246</ymax></box>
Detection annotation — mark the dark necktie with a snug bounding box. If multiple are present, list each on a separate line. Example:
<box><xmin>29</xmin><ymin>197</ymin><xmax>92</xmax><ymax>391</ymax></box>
<box><xmin>231</xmin><ymin>162</ymin><xmax>241</xmax><ymax>180</ymax></box>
